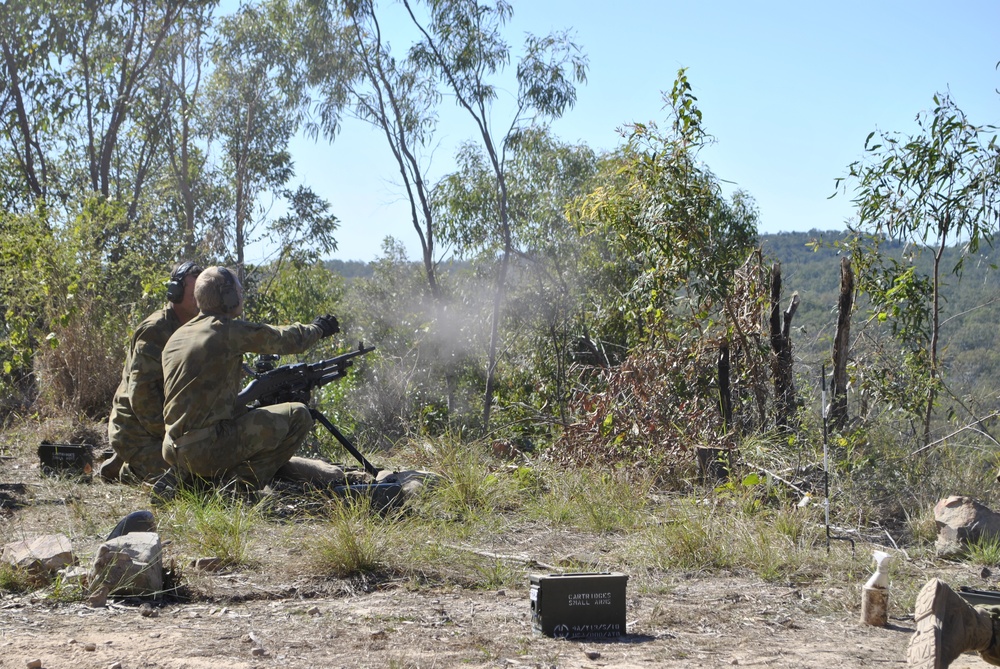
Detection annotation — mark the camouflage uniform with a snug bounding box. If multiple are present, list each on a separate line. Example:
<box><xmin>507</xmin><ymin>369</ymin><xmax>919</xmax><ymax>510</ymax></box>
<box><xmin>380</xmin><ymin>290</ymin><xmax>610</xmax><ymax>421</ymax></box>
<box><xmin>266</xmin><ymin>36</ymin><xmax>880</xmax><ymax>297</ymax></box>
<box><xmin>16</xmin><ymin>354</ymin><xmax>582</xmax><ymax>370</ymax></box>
<box><xmin>161</xmin><ymin>313</ymin><xmax>323</xmax><ymax>486</ymax></box>
<box><xmin>107</xmin><ymin>307</ymin><xmax>180</xmax><ymax>480</ymax></box>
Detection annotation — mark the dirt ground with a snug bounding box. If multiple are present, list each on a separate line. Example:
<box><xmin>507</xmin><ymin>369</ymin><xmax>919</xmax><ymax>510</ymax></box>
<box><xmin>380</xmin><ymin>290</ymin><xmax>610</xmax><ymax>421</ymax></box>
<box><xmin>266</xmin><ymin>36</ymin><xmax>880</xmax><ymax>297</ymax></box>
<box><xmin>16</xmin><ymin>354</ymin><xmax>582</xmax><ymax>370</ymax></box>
<box><xmin>2</xmin><ymin>572</ymin><xmax>940</xmax><ymax>669</ymax></box>
<box><xmin>0</xmin><ymin>439</ymin><xmax>991</xmax><ymax>669</ymax></box>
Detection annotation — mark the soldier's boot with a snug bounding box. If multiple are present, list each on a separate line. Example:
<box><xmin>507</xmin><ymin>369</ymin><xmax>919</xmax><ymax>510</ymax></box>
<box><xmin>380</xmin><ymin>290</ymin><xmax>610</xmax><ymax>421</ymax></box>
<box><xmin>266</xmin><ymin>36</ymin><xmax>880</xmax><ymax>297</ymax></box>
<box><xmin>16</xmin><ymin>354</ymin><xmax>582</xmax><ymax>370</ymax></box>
<box><xmin>908</xmin><ymin>578</ymin><xmax>1000</xmax><ymax>668</ymax></box>
<box><xmin>149</xmin><ymin>468</ymin><xmax>178</xmax><ymax>506</ymax></box>
<box><xmin>98</xmin><ymin>453</ymin><xmax>123</xmax><ymax>482</ymax></box>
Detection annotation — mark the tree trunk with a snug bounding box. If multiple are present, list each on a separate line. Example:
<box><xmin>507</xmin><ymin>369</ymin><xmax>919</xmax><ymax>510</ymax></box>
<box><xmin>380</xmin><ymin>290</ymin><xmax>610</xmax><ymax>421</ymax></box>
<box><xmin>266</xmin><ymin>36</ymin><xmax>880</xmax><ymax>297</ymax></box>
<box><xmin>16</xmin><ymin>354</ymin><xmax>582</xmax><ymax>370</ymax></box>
<box><xmin>924</xmin><ymin>221</ymin><xmax>948</xmax><ymax>446</ymax></box>
<box><xmin>769</xmin><ymin>263</ymin><xmax>799</xmax><ymax>429</ymax></box>
<box><xmin>481</xmin><ymin>248</ymin><xmax>510</xmax><ymax>432</ymax></box>
<box><xmin>718</xmin><ymin>339</ymin><xmax>732</xmax><ymax>434</ymax></box>
<box><xmin>830</xmin><ymin>257</ymin><xmax>853</xmax><ymax>430</ymax></box>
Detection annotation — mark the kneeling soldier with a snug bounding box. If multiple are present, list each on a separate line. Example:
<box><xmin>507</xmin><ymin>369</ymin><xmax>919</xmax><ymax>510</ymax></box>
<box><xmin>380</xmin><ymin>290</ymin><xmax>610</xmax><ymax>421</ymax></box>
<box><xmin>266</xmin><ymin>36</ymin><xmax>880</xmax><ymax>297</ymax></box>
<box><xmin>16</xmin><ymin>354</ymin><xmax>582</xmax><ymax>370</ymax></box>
<box><xmin>161</xmin><ymin>266</ymin><xmax>343</xmax><ymax>492</ymax></box>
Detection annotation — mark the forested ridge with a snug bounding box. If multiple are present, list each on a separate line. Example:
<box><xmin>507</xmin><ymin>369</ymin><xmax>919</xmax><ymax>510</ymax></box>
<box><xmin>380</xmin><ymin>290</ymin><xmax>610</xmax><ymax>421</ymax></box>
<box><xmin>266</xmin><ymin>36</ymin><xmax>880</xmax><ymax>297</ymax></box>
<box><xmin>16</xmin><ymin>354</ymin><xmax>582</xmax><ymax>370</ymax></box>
<box><xmin>761</xmin><ymin>230</ymin><xmax>1000</xmax><ymax>405</ymax></box>
<box><xmin>326</xmin><ymin>229</ymin><xmax>1000</xmax><ymax>420</ymax></box>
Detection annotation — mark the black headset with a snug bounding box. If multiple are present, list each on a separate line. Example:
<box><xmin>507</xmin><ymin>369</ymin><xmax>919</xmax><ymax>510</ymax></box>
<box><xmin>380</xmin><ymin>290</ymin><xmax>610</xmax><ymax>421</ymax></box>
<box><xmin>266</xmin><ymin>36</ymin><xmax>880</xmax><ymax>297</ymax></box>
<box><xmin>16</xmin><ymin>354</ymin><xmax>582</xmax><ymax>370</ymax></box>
<box><xmin>166</xmin><ymin>261</ymin><xmax>197</xmax><ymax>304</ymax></box>
<box><xmin>217</xmin><ymin>267</ymin><xmax>242</xmax><ymax>312</ymax></box>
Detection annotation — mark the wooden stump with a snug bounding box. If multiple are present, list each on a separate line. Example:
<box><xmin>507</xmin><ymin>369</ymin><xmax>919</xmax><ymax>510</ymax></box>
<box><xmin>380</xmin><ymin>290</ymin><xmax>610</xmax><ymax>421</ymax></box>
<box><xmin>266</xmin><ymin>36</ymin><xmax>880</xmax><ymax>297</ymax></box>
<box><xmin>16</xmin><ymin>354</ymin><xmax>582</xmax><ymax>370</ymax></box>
<box><xmin>696</xmin><ymin>447</ymin><xmax>731</xmax><ymax>484</ymax></box>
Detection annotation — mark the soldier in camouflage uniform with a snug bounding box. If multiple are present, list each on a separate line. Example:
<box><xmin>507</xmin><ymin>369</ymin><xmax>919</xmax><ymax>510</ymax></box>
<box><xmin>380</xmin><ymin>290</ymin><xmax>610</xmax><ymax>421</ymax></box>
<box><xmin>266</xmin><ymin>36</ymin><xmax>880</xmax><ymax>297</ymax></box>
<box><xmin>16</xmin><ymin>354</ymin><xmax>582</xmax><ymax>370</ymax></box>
<box><xmin>105</xmin><ymin>261</ymin><xmax>203</xmax><ymax>482</ymax></box>
<box><xmin>161</xmin><ymin>266</ymin><xmax>343</xmax><ymax>489</ymax></box>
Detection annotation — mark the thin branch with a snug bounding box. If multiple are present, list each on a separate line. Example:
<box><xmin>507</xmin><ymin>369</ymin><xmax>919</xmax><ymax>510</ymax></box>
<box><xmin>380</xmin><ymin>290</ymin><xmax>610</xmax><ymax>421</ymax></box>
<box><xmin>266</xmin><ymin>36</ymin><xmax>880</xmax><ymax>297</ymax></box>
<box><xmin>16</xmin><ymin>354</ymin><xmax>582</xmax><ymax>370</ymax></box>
<box><xmin>909</xmin><ymin>411</ymin><xmax>1000</xmax><ymax>457</ymax></box>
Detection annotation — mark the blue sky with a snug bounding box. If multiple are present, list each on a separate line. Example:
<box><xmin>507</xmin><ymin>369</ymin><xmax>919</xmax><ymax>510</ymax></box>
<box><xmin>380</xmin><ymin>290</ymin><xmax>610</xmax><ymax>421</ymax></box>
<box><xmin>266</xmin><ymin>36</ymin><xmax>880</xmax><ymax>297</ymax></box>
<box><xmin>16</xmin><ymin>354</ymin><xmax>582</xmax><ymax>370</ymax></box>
<box><xmin>271</xmin><ymin>0</ymin><xmax>1000</xmax><ymax>262</ymax></box>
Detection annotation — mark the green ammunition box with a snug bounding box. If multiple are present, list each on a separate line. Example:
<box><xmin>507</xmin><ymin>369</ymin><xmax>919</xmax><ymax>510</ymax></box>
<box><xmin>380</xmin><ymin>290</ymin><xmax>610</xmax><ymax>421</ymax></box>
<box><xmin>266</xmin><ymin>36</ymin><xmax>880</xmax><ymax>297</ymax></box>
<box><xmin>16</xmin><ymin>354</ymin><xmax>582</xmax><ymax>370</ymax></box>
<box><xmin>529</xmin><ymin>572</ymin><xmax>628</xmax><ymax>639</ymax></box>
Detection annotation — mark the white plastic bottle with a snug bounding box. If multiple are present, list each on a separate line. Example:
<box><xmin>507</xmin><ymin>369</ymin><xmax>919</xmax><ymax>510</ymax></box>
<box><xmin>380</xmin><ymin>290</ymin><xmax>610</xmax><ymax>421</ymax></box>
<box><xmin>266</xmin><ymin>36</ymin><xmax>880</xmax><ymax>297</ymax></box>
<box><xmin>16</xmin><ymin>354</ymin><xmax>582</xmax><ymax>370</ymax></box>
<box><xmin>861</xmin><ymin>550</ymin><xmax>891</xmax><ymax>626</ymax></box>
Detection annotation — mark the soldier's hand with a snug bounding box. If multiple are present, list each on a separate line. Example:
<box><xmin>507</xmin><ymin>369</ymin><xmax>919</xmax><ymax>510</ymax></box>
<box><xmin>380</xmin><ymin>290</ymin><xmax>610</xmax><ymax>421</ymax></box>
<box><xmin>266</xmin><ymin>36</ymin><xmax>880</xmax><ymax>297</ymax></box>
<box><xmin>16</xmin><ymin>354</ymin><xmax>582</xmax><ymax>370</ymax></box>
<box><xmin>312</xmin><ymin>314</ymin><xmax>340</xmax><ymax>338</ymax></box>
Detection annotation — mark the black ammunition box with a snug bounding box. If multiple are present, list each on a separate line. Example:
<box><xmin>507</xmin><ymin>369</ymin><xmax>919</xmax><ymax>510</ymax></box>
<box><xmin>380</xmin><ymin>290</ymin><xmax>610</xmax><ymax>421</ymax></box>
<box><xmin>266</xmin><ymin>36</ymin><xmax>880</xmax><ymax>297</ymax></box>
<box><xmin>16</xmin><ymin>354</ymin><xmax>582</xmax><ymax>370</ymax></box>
<box><xmin>529</xmin><ymin>572</ymin><xmax>628</xmax><ymax>639</ymax></box>
<box><xmin>37</xmin><ymin>442</ymin><xmax>92</xmax><ymax>475</ymax></box>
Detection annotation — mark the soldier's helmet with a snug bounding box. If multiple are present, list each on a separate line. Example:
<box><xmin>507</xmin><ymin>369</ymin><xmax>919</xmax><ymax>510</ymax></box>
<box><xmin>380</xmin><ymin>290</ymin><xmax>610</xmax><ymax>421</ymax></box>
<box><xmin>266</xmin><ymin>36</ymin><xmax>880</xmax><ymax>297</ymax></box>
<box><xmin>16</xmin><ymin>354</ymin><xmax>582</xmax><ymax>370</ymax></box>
<box><xmin>194</xmin><ymin>266</ymin><xmax>243</xmax><ymax>317</ymax></box>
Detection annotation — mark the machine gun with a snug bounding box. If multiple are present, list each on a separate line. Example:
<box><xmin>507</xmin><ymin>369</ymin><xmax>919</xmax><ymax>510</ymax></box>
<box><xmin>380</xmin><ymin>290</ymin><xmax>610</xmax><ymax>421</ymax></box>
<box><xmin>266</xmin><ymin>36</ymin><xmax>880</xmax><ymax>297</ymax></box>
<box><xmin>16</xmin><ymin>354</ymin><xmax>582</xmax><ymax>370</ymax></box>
<box><xmin>236</xmin><ymin>342</ymin><xmax>380</xmax><ymax>477</ymax></box>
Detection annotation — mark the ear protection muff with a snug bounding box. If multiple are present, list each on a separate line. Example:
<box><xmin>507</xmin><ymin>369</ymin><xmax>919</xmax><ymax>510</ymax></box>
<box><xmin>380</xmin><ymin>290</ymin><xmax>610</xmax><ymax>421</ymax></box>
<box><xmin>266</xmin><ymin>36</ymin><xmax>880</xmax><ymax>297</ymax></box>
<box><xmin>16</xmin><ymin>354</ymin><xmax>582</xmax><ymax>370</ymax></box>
<box><xmin>217</xmin><ymin>267</ymin><xmax>242</xmax><ymax>312</ymax></box>
<box><xmin>166</xmin><ymin>261</ymin><xmax>196</xmax><ymax>304</ymax></box>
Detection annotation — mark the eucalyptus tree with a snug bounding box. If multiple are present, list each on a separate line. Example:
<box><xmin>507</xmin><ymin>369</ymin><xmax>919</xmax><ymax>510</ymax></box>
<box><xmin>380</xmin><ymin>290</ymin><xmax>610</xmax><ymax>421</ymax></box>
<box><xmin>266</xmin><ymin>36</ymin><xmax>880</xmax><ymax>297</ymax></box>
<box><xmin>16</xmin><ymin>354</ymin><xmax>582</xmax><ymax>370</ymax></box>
<box><xmin>203</xmin><ymin>0</ymin><xmax>338</xmax><ymax>280</ymax></box>
<box><xmin>567</xmin><ymin>71</ymin><xmax>763</xmax><ymax>458</ymax></box>
<box><xmin>0</xmin><ymin>0</ymin><xmax>201</xmax><ymax>220</ymax></box>
<box><xmin>434</xmin><ymin>126</ymin><xmax>598</xmax><ymax>429</ymax></box>
<box><xmin>0</xmin><ymin>0</ymin><xmax>216</xmax><ymax>406</ymax></box>
<box><xmin>156</xmin><ymin>0</ymin><xmax>216</xmax><ymax>255</ymax></box>
<box><xmin>0</xmin><ymin>0</ymin><xmax>74</xmax><ymax>207</ymax></box>
<box><xmin>405</xmin><ymin>0</ymin><xmax>587</xmax><ymax>432</ymax></box>
<box><xmin>300</xmin><ymin>0</ymin><xmax>444</xmax><ymax>299</ymax></box>
<box><xmin>841</xmin><ymin>93</ymin><xmax>1000</xmax><ymax>445</ymax></box>
<box><xmin>576</xmin><ymin>71</ymin><xmax>759</xmax><ymax>341</ymax></box>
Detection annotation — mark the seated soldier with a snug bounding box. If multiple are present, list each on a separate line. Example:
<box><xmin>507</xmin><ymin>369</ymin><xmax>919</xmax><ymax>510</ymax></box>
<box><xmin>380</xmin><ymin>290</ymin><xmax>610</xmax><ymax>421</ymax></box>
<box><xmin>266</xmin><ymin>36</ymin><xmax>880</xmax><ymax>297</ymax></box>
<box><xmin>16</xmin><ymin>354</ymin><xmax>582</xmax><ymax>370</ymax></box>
<box><xmin>160</xmin><ymin>266</ymin><xmax>347</xmax><ymax>493</ymax></box>
<box><xmin>908</xmin><ymin>577</ymin><xmax>1000</xmax><ymax>668</ymax></box>
<box><xmin>104</xmin><ymin>261</ymin><xmax>202</xmax><ymax>482</ymax></box>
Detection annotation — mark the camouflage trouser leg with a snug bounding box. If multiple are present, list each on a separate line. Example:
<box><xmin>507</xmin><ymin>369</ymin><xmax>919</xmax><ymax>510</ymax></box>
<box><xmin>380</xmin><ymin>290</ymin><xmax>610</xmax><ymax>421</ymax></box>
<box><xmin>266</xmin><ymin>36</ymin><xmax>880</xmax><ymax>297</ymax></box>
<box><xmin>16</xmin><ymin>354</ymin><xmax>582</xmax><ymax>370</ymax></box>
<box><xmin>169</xmin><ymin>403</ymin><xmax>314</xmax><ymax>488</ymax></box>
<box><xmin>981</xmin><ymin>605</ymin><xmax>1000</xmax><ymax>666</ymax></box>
<box><xmin>275</xmin><ymin>456</ymin><xmax>345</xmax><ymax>485</ymax></box>
<box><xmin>108</xmin><ymin>427</ymin><xmax>169</xmax><ymax>482</ymax></box>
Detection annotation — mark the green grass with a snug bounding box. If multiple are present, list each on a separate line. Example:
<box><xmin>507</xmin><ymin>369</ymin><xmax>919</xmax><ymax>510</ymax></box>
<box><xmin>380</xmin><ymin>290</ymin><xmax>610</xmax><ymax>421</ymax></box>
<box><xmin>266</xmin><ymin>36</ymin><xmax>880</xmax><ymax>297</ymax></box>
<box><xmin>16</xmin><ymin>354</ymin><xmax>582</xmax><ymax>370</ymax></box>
<box><xmin>158</xmin><ymin>485</ymin><xmax>264</xmax><ymax>568</ymax></box>
<box><xmin>968</xmin><ymin>535</ymin><xmax>1000</xmax><ymax>567</ymax></box>
<box><xmin>0</xmin><ymin>562</ymin><xmax>36</xmax><ymax>593</ymax></box>
<box><xmin>309</xmin><ymin>496</ymin><xmax>400</xmax><ymax>579</ymax></box>
<box><xmin>527</xmin><ymin>467</ymin><xmax>655</xmax><ymax>533</ymax></box>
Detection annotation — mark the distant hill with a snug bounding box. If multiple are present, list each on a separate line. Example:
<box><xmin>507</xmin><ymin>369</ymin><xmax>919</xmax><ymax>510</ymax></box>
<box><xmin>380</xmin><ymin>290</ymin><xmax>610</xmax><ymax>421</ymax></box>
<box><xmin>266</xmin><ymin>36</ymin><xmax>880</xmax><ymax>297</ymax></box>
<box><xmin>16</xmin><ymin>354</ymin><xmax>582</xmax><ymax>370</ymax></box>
<box><xmin>324</xmin><ymin>259</ymin><xmax>375</xmax><ymax>280</ymax></box>
<box><xmin>324</xmin><ymin>257</ymin><xmax>474</xmax><ymax>281</ymax></box>
<box><xmin>760</xmin><ymin>230</ymin><xmax>1000</xmax><ymax>401</ymax></box>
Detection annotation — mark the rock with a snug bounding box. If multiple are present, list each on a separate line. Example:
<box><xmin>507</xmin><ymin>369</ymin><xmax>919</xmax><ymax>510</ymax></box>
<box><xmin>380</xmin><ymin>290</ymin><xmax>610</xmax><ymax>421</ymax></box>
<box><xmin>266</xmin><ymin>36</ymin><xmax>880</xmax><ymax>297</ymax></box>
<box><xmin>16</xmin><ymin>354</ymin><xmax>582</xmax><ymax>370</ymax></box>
<box><xmin>251</xmin><ymin>647</ymin><xmax>267</xmax><ymax>657</ymax></box>
<box><xmin>90</xmin><ymin>532</ymin><xmax>163</xmax><ymax>597</ymax></box>
<box><xmin>26</xmin><ymin>660</ymin><xmax>42</xmax><ymax>669</ymax></box>
<box><xmin>307</xmin><ymin>606</ymin><xmax>320</xmax><ymax>616</ymax></box>
<box><xmin>190</xmin><ymin>557</ymin><xmax>225</xmax><ymax>572</ymax></box>
<box><xmin>88</xmin><ymin>585</ymin><xmax>109</xmax><ymax>608</ymax></box>
<box><xmin>84</xmin><ymin>643</ymin><xmax>97</xmax><ymax>651</ymax></box>
<box><xmin>584</xmin><ymin>651</ymin><xmax>601</xmax><ymax>660</ymax></box>
<box><xmin>934</xmin><ymin>496</ymin><xmax>1000</xmax><ymax>557</ymax></box>
<box><xmin>58</xmin><ymin>565</ymin><xmax>91</xmax><ymax>586</ymax></box>
<box><xmin>2</xmin><ymin>534</ymin><xmax>75</xmax><ymax>576</ymax></box>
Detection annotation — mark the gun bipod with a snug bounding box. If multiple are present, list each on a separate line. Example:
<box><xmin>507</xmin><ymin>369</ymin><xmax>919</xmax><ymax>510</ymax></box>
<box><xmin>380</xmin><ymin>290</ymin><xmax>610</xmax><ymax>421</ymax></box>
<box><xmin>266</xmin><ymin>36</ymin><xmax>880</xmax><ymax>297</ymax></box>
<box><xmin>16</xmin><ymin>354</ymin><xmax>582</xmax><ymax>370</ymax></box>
<box><xmin>308</xmin><ymin>408</ymin><xmax>380</xmax><ymax>478</ymax></box>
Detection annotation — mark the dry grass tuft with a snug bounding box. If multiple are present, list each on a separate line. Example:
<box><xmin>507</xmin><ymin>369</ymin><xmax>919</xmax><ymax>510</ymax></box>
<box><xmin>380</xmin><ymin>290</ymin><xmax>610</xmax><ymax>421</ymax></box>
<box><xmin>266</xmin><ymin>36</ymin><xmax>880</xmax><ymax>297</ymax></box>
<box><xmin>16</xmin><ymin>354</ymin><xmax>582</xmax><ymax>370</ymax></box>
<box><xmin>33</xmin><ymin>298</ymin><xmax>122</xmax><ymax>421</ymax></box>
